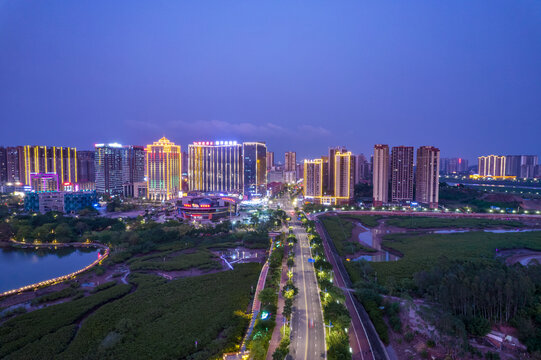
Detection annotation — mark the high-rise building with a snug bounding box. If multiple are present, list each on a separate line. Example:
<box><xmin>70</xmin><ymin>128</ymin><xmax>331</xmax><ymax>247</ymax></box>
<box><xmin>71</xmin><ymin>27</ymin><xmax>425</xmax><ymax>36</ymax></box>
<box><xmin>95</xmin><ymin>143</ymin><xmax>124</xmax><ymax>195</ymax></box>
<box><xmin>354</xmin><ymin>154</ymin><xmax>371</xmax><ymax>184</ymax></box>
<box><xmin>188</xmin><ymin>141</ymin><xmax>243</xmax><ymax>194</ymax></box>
<box><xmin>20</xmin><ymin>146</ymin><xmax>77</xmax><ymax>186</ymax></box>
<box><xmin>415</xmin><ymin>146</ymin><xmax>440</xmax><ymax>208</ymax></box>
<box><xmin>391</xmin><ymin>146</ymin><xmax>414</xmax><ymax>203</ymax></box>
<box><xmin>5</xmin><ymin>146</ymin><xmax>23</xmax><ymax>183</ymax></box>
<box><xmin>373</xmin><ymin>145</ymin><xmax>389</xmax><ymax>206</ymax></box>
<box><xmin>122</xmin><ymin>145</ymin><xmax>146</xmax><ymax>184</ymax></box>
<box><xmin>303</xmin><ymin>159</ymin><xmax>323</xmax><ymax>198</ymax></box>
<box><xmin>266</xmin><ymin>151</ymin><xmax>274</xmax><ymax>170</ymax></box>
<box><xmin>243</xmin><ymin>142</ymin><xmax>267</xmax><ymax>197</ymax></box>
<box><xmin>285</xmin><ymin>152</ymin><xmax>296</xmax><ymax>172</ymax></box>
<box><xmin>505</xmin><ymin>155</ymin><xmax>539</xmax><ymax>178</ymax></box>
<box><xmin>327</xmin><ymin>147</ymin><xmax>346</xmax><ymax>194</ymax></box>
<box><xmin>441</xmin><ymin>158</ymin><xmax>469</xmax><ymax>174</ymax></box>
<box><xmin>478</xmin><ymin>155</ymin><xmax>506</xmax><ymax>177</ymax></box>
<box><xmin>334</xmin><ymin>151</ymin><xmax>354</xmax><ymax>199</ymax></box>
<box><xmin>146</xmin><ymin>137</ymin><xmax>181</xmax><ymax>201</ymax></box>
<box><xmin>77</xmin><ymin>150</ymin><xmax>95</xmax><ymax>183</ymax></box>
<box><xmin>0</xmin><ymin>147</ymin><xmax>7</xmax><ymax>183</ymax></box>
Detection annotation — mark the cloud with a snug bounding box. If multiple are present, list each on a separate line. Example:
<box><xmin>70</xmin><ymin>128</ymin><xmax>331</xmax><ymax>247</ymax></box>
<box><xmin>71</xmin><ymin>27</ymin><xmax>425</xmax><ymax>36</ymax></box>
<box><xmin>125</xmin><ymin>119</ymin><xmax>330</xmax><ymax>140</ymax></box>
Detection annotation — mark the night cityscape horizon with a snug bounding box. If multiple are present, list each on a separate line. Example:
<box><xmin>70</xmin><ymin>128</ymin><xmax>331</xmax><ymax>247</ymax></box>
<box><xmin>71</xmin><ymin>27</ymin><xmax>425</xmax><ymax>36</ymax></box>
<box><xmin>1</xmin><ymin>2</ymin><xmax>541</xmax><ymax>360</ymax></box>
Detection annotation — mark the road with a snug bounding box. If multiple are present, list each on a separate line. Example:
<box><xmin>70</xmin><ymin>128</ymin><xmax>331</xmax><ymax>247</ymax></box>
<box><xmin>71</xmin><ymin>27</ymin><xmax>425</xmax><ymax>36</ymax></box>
<box><xmin>314</xmin><ymin>216</ymin><xmax>389</xmax><ymax>360</ymax></box>
<box><xmin>289</xmin><ymin>217</ymin><xmax>326</xmax><ymax>360</ymax></box>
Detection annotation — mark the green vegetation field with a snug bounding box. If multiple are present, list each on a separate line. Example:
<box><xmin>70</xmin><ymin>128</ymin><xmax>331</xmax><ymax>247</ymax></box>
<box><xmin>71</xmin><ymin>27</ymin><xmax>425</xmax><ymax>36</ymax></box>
<box><xmin>129</xmin><ymin>249</ymin><xmax>222</xmax><ymax>272</ymax></box>
<box><xmin>0</xmin><ymin>263</ymin><xmax>261</xmax><ymax>360</ymax></box>
<box><xmin>319</xmin><ymin>216</ymin><xmax>376</xmax><ymax>255</ymax></box>
<box><xmin>371</xmin><ymin>231</ymin><xmax>541</xmax><ymax>285</ymax></box>
<box><xmin>383</xmin><ymin>216</ymin><xmax>524</xmax><ymax>229</ymax></box>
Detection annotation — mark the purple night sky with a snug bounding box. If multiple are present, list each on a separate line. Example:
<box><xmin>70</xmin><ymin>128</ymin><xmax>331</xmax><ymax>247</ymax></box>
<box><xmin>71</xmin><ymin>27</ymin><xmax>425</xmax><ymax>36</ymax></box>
<box><xmin>1</xmin><ymin>1</ymin><xmax>540</xmax><ymax>162</ymax></box>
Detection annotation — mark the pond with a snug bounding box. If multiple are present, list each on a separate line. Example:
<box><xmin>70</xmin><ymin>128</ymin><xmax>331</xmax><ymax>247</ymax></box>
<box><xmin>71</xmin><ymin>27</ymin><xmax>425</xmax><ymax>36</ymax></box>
<box><xmin>0</xmin><ymin>246</ymin><xmax>100</xmax><ymax>293</ymax></box>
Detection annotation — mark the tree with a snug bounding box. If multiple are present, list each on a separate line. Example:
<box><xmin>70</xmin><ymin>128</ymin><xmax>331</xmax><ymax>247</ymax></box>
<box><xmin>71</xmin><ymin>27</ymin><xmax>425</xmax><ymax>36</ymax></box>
<box><xmin>258</xmin><ymin>288</ymin><xmax>277</xmax><ymax>306</ymax></box>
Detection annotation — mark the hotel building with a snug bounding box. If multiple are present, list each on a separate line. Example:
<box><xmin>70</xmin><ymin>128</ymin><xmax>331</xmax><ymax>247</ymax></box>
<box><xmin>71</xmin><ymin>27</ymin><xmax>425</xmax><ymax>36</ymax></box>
<box><xmin>188</xmin><ymin>141</ymin><xmax>243</xmax><ymax>194</ymax></box>
<box><xmin>146</xmin><ymin>137</ymin><xmax>181</xmax><ymax>201</ymax></box>
<box><xmin>415</xmin><ymin>146</ymin><xmax>440</xmax><ymax>208</ymax></box>
<box><xmin>372</xmin><ymin>144</ymin><xmax>389</xmax><ymax>206</ymax></box>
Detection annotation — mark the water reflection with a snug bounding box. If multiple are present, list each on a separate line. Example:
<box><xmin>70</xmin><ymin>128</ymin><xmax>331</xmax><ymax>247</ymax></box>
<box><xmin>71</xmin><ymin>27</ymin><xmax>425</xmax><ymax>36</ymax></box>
<box><xmin>0</xmin><ymin>247</ymin><xmax>100</xmax><ymax>293</ymax></box>
<box><xmin>353</xmin><ymin>223</ymin><xmax>400</xmax><ymax>262</ymax></box>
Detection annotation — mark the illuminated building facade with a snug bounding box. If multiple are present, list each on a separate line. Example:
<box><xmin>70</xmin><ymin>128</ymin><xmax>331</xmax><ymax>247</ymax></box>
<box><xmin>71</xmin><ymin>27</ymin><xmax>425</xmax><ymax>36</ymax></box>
<box><xmin>391</xmin><ymin>146</ymin><xmax>414</xmax><ymax>203</ymax></box>
<box><xmin>188</xmin><ymin>141</ymin><xmax>243</xmax><ymax>194</ymax></box>
<box><xmin>303</xmin><ymin>159</ymin><xmax>323</xmax><ymax>198</ymax></box>
<box><xmin>178</xmin><ymin>195</ymin><xmax>238</xmax><ymax>221</ymax></box>
<box><xmin>95</xmin><ymin>143</ymin><xmax>124</xmax><ymax>195</ymax></box>
<box><xmin>146</xmin><ymin>137</ymin><xmax>181</xmax><ymax>201</ymax></box>
<box><xmin>478</xmin><ymin>155</ymin><xmax>506</xmax><ymax>177</ymax></box>
<box><xmin>30</xmin><ymin>173</ymin><xmax>59</xmax><ymax>192</ymax></box>
<box><xmin>334</xmin><ymin>150</ymin><xmax>354</xmax><ymax>199</ymax></box>
<box><xmin>415</xmin><ymin>146</ymin><xmax>440</xmax><ymax>208</ymax></box>
<box><xmin>373</xmin><ymin>144</ymin><xmax>389</xmax><ymax>206</ymax></box>
<box><xmin>20</xmin><ymin>146</ymin><xmax>77</xmax><ymax>186</ymax></box>
<box><xmin>243</xmin><ymin>142</ymin><xmax>267</xmax><ymax>197</ymax></box>
<box><xmin>285</xmin><ymin>151</ymin><xmax>296</xmax><ymax>172</ymax></box>
<box><xmin>327</xmin><ymin>147</ymin><xmax>346</xmax><ymax>194</ymax></box>
<box><xmin>24</xmin><ymin>191</ymin><xmax>98</xmax><ymax>214</ymax></box>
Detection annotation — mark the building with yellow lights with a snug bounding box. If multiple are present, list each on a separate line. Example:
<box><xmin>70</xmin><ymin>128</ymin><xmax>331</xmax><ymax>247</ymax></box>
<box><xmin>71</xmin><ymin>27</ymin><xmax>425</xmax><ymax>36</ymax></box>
<box><xmin>188</xmin><ymin>141</ymin><xmax>243</xmax><ymax>194</ymax></box>
<box><xmin>303</xmin><ymin>148</ymin><xmax>354</xmax><ymax>205</ymax></box>
<box><xmin>304</xmin><ymin>159</ymin><xmax>323</xmax><ymax>197</ymax></box>
<box><xmin>146</xmin><ymin>137</ymin><xmax>181</xmax><ymax>201</ymax></box>
<box><xmin>21</xmin><ymin>145</ymin><xmax>77</xmax><ymax>186</ymax></box>
<box><xmin>478</xmin><ymin>155</ymin><xmax>506</xmax><ymax>177</ymax></box>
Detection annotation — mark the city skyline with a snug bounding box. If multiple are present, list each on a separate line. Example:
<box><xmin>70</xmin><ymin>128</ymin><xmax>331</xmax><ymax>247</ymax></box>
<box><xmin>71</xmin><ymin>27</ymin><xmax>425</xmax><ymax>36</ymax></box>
<box><xmin>1</xmin><ymin>1</ymin><xmax>541</xmax><ymax>160</ymax></box>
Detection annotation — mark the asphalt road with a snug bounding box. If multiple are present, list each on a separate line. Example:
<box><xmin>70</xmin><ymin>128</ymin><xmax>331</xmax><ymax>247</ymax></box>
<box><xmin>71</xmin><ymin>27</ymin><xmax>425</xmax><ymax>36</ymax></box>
<box><xmin>276</xmin><ymin>200</ymin><xmax>325</xmax><ymax>360</ymax></box>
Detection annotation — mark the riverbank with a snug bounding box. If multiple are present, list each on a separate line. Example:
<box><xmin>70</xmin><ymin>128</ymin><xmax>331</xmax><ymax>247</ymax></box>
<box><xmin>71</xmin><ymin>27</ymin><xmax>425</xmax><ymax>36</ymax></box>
<box><xmin>0</xmin><ymin>240</ymin><xmax>109</xmax><ymax>299</ymax></box>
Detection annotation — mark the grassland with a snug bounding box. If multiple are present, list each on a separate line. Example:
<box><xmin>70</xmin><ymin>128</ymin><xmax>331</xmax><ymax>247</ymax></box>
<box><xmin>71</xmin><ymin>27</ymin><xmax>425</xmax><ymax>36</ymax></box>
<box><xmin>0</xmin><ymin>263</ymin><xmax>261</xmax><ymax>360</ymax></box>
<box><xmin>129</xmin><ymin>249</ymin><xmax>222</xmax><ymax>272</ymax></box>
<box><xmin>371</xmin><ymin>230</ymin><xmax>541</xmax><ymax>285</ymax></box>
<box><xmin>319</xmin><ymin>216</ymin><xmax>377</xmax><ymax>255</ymax></box>
<box><xmin>383</xmin><ymin>216</ymin><xmax>525</xmax><ymax>229</ymax></box>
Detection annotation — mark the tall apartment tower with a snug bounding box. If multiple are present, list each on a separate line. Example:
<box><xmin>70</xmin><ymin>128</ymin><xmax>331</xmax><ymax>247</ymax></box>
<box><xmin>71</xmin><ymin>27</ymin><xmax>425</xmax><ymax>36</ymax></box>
<box><xmin>372</xmin><ymin>145</ymin><xmax>389</xmax><ymax>206</ymax></box>
<box><xmin>95</xmin><ymin>143</ymin><xmax>124</xmax><ymax>195</ymax></box>
<box><xmin>123</xmin><ymin>145</ymin><xmax>146</xmax><ymax>184</ymax></box>
<box><xmin>334</xmin><ymin>151</ymin><xmax>354</xmax><ymax>199</ymax></box>
<box><xmin>146</xmin><ymin>137</ymin><xmax>181</xmax><ymax>201</ymax></box>
<box><xmin>327</xmin><ymin>147</ymin><xmax>346</xmax><ymax>194</ymax></box>
<box><xmin>266</xmin><ymin>151</ymin><xmax>274</xmax><ymax>170</ymax></box>
<box><xmin>285</xmin><ymin>152</ymin><xmax>296</xmax><ymax>172</ymax></box>
<box><xmin>77</xmin><ymin>150</ymin><xmax>96</xmax><ymax>183</ymax></box>
<box><xmin>415</xmin><ymin>146</ymin><xmax>440</xmax><ymax>208</ymax></box>
<box><xmin>188</xmin><ymin>141</ymin><xmax>243</xmax><ymax>194</ymax></box>
<box><xmin>20</xmin><ymin>145</ymin><xmax>77</xmax><ymax>185</ymax></box>
<box><xmin>478</xmin><ymin>155</ymin><xmax>506</xmax><ymax>177</ymax></box>
<box><xmin>243</xmin><ymin>142</ymin><xmax>267</xmax><ymax>197</ymax></box>
<box><xmin>0</xmin><ymin>147</ymin><xmax>7</xmax><ymax>183</ymax></box>
<box><xmin>303</xmin><ymin>159</ymin><xmax>323</xmax><ymax>198</ymax></box>
<box><xmin>391</xmin><ymin>146</ymin><xmax>414</xmax><ymax>202</ymax></box>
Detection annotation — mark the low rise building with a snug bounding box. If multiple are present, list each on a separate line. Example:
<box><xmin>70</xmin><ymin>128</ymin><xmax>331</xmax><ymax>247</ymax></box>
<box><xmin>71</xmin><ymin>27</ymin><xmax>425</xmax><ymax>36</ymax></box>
<box><xmin>24</xmin><ymin>191</ymin><xmax>98</xmax><ymax>214</ymax></box>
